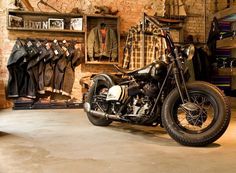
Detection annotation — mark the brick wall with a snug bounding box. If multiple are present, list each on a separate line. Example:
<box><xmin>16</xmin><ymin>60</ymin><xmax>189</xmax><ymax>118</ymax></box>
<box><xmin>0</xmin><ymin>0</ymin><xmax>225</xmax><ymax>107</ymax></box>
<box><xmin>0</xmin><ymin>0</ymin><xmax>166</xmax><ymax>105</ymax></box>
<box><xmin>27</xmin><ymin>0</ymin><xmax>165</xmax><ymax>33</ymax></box>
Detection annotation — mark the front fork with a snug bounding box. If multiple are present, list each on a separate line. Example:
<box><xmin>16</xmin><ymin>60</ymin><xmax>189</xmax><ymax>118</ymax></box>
<box><xmin>173</xmin><ymin>57</ymin><xmax>191</xmax><ymax>103</ymax></box>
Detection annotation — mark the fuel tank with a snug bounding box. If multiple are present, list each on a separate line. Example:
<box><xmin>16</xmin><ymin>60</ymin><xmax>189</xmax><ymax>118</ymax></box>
<box><xmin>132</xmin><ymin>61</ymin><xmax>168</xmax><ymax>81</ymax></box>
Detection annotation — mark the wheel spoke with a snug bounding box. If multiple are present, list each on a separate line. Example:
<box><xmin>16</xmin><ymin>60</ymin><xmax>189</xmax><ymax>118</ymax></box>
<box><xmin>175</xmin><ymin>92</ymin><xmax>215</xmax><ymax>133</ymax></box>
<box><xmin>199</xmin><ymin>97</ymin><xmax>207</xmax><ymax>106</ymax></box>
<box><xmin>192</xmin><ymin>96</ymin><xmax>198</xmax><ymax>104</ymax></box>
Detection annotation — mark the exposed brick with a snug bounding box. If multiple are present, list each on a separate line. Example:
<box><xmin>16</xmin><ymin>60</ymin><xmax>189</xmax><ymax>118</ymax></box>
<box><xmin>0</xmin><ymin>0</ymin><xmax>220</xmax><ymax>102</ymax></box>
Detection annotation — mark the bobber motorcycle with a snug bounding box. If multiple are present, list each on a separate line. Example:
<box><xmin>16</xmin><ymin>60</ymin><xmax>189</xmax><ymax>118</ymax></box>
<box><xmin>84</xmin><ymin>29</ymin><xmax>230</xmax><ymax>146</ymax></box>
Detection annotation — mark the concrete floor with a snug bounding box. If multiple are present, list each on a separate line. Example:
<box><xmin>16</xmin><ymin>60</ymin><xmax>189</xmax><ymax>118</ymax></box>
<box><xmin>0</xmin><ymin>108</ymin><xmax>236</xmax><ymax>173</ymax></box>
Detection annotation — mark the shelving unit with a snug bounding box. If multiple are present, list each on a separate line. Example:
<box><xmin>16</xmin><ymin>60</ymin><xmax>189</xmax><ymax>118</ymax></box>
<box><xmin>7</xmin><ymin>10</ymin><xmax>121</xmax><ymax>65</ymax></box>
<box><xmin>213</xmin><ymin>7</ymin><xmax>236</xmax><ymax>91</ymax></box>
<box><xmin>6</xmin><ymin>10</ymin><xmax>121</xmax><ymax>109</ymax></box>
<box><xmin>7</xmin><ymin>10</ymin><xmax>84</xmax><ymax>32</ymax></box>
<box><xmin>7</xmin><ymin>10</ymin><xmax>85</xmax><ymax>42</ymax></box>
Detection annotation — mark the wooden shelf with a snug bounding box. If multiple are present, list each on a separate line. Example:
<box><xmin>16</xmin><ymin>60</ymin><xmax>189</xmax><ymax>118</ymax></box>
<box><xmin>7</xmin><ymin>27</ymin><xmax>85</xmax><ymax>33</ymax></box>
<box><xmin>217</xmin><ymin>68</ymin><xmax>236</xmax><ymax>76</ymax></box>
<box><xmin>217</xmin><ymin>37</ymin><xmax>236</xmax><ymax>48</ymax></box>
<box><xmin>8</xmin><ymin>10</ymin><xmax>83</xmax><ymax>18</ymax></box>
<box><xmin>7</xmin><ymin>10</ymin><xmax>84</xmax><ymax>33</ymax></box>
<box><xmin>214</xmin><ymin>6</ymin><xmax>236</xmax><ymax>22</ymax></box>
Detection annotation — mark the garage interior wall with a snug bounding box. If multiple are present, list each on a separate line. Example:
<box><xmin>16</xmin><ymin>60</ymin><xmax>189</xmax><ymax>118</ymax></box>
<box><xmin>0</xmin><ymin>0</ymin><xmax>232</xmax><ymax>108</ymax></box>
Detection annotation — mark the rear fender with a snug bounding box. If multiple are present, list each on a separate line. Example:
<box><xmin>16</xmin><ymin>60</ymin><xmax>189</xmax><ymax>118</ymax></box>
<box><xmin>92</xmin><ymin>74</ymin><xmax>115</xmax><ymax>87</ymax></box>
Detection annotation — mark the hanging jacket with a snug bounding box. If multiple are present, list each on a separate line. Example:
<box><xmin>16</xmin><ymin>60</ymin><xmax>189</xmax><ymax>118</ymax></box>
<box><xmin>53</xmin><ymin>55</ymin><xmax>68</xmax><ymax>93</ymax></box>
<box><xmin>122</xmin><ymin>23</ymin><xmax>167</xmax><ymax>70</ymax></box>
<box><xmin>44</xmin><ymin>43</ymin><xmax>55</xmax><ymax>92</ymax></box>
<box><xmin>26</xmin><ymin>40</ymin><xmax>40</xmax><ymax>99</ymax></box>
<box><xmin>87</xmin><ymin>24</ymin><xmax>118</xmax><ymax>61</ymax></box>
<box><xmin>61</xmin><ymin>43</ymin><xmax>82</xmax><ymax>97</ymax></box>
<box><xmin>7</xmin><ymin>39</ymin><xmax>28</xmax><ymax>98</ymax></box>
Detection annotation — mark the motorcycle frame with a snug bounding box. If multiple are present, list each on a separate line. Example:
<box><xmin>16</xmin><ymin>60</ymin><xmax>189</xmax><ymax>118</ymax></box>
<box><xmin>90</xmin><ymin>31</ymin><xmax>191</xmax><ymax>121</ymax></box>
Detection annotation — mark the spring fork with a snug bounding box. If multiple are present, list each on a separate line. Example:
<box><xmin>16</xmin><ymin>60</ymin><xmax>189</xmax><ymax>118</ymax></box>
<box><xmin>173</xmin><ymin>66</ymin><xmax>185</xmax><ymax>103</ymax></box>
<box><xmin>179</xmin><ymin>68</ymin><xmax>191</xmax><ymax>101</ymax></box>
<box><xmin>173</xmin><ymin>48</ymin><xmax>191</xmax><ymax>103</ymax></box>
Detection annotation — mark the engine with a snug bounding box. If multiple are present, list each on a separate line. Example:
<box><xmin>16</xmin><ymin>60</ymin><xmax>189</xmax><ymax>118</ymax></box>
<box><xmin>106</xmin><ymin>82</ymin><xmax>159</xmax><ymax>123</ymax></box>
<box><xmin>143</xmin><ymin>83</ymin><xmax>159</xmax><ymax>98</ymax></box>
<box><xmin>106</xmin><ymin>85</ymin><xmax>129</xmax><ymax>103</ymax></box>
<box><xmin>128</xmin><ymin>96</ymin><xmax>153</xmax><ymax>117</ymax></box>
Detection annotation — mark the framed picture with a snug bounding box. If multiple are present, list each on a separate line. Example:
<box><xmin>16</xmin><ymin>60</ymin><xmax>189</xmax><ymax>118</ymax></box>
<box><xmin>8</xmin><ymin>15</ymin><xmax>23</xmax><ymax>27</ymax></box>
<box><xmin>70</xmin><ymin>18</ymin><xmax>83</xmax><ymax>30</ymax></box>
<box><xmin>48</xmin><ymin>18</ymin><xmax>64</xmax><ymax>30</ymax></box>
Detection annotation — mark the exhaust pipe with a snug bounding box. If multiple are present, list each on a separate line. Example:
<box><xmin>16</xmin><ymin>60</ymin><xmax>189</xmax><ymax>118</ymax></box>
<box><xmin>84</xmin><ymin>102</ymin><xmax>121</xmax><ymax>120</ymax></box>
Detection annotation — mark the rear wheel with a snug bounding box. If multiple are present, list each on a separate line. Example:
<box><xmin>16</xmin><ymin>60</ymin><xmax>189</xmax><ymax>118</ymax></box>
<box><xmin>162</xmin><ymin>81</ymin><xmax>230</xmax><ymax>146</ymax></box>
<box><xmin>86</xmin><ymin>80</ymin><xmax>112</xmax><ymax>126</ymax></box>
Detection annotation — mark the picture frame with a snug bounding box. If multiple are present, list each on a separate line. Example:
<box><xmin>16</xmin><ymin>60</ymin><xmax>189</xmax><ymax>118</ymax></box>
<box><xmin>48</xmin><ymin>18</ymin><xmax>64</xmax><ymax>30</ymax></box>
<box><xmin>8</xmin><ymin>15</ymin><xmax>23</xmax><ymax>27</ymax></box>
<box><xmin>70</xmin><ymin>18</ymin><xmax>83</xmax><ymax>31</ymax></box>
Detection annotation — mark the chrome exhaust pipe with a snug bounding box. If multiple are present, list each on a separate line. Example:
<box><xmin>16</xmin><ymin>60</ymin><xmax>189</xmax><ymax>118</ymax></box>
<box><xmin>84</xmin><ymin>102</ymin><xmax>121</xmax><ymax>120</ymax></box>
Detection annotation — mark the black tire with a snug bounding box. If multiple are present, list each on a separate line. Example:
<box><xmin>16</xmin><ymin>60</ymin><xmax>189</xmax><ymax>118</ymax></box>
<box><xmin>86</xmin><ymin>80</ymin><xmax>112</xmax><ymax>126</ymax></box>
<box><xmin>162</xmin><ymin>81</ymin><xmax>231</xmax><ymax>146</ymax></box>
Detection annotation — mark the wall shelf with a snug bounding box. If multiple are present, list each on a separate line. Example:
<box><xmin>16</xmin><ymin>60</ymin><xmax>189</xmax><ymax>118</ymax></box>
<box><xmin>7</xmin><ymin>27</ymin><xmax>85</xmax><ymax>33</ymax></box>
<box><xmin>212</xmin><ymin>7</ymin><xmax>236</xmax><ymax>91</ymax></box>
<box><xmin>214</xmin><ymin>6</ymin><xmax>236</xmax><ymax>22</ymax></box>
<box><xmin>7</xmin><ymin>10</ymin><xmax>84</xmax><ymax>32</ymax></box>
<box><xmin>217</xmin><ymin>37</ymin><xmax>236</xmax><ymax>49</ymax></box>
<box><xmin>7</xmin><ymin>9</ymin><xmax>84</xmax><ymax>18</ymax></box>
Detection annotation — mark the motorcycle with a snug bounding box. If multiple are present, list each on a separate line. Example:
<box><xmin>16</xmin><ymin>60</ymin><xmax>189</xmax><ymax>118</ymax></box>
<box><xmin>83</xmin><ymin>30</ymin><xmax>231</xmax><ymax>146</ymax></box>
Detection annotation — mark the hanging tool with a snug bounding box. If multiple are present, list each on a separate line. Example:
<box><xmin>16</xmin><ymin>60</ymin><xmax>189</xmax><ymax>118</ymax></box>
<box><xmin>20</xmin><ymin>0</ymin><xmax>34</xmax><ymax>11</ymax></box>
<box><xmin>37</xmin><ymin>0</ymin><xmax>61</xmax><ymax>13</ymax></box>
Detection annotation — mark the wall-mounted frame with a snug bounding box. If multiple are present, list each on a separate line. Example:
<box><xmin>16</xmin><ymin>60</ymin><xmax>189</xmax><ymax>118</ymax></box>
<box><xmin>70</xmin><ymin>18</ymin><xmax>83</xmax><ymax>31</ymax></box>
<box><xmin>48</xmin><ymin>18</ymin><xmax>64</xmax><ymax>30</ymax></box>
<box><xmin>85</xmin><ymin>15</ymin><xmax>120</xmax><ymax>64</ymax></box>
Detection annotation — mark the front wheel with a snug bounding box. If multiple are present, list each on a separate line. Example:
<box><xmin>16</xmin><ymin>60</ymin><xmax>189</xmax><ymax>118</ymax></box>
<box><xmin>162</xmin><ymin>81</ymin><xmax>231</xmax><ymax>146</ymax></box>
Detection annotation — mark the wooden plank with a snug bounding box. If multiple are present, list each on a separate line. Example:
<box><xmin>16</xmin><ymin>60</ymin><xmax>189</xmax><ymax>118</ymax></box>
<box><xmin>8</xmin><ymin>30</ymin><xmax>85</xmax><ymax>43</ymax></box>
<box><xmin>217</xmin><ymin>67</ymin><xmax>236</xmax><ymax>76</ymax></box>
<box><xmin>8</xmin><ymin>10</ymin><xmax>83</xmax><ymax>18</ymax></box>
<box><xmin>217</xmin><ymin>37</ymin><xmax>236</xmax><ymax>48</ymax></box>
<box><xmin>7</xmin><ymin>27</ymin><xmax>85</xmax><ymax>33</ymax></box>
<box><xmin>214</xmin><ymin>6</ymin><xmax>236</xmax><ymax>21</ymax></box>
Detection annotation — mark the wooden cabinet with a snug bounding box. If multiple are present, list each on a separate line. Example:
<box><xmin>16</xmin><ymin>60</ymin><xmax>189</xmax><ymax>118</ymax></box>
<box><xmin>85</xmin><ymin>15</ymin><xmax>120</xmax><ymax>65</ymax></box>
